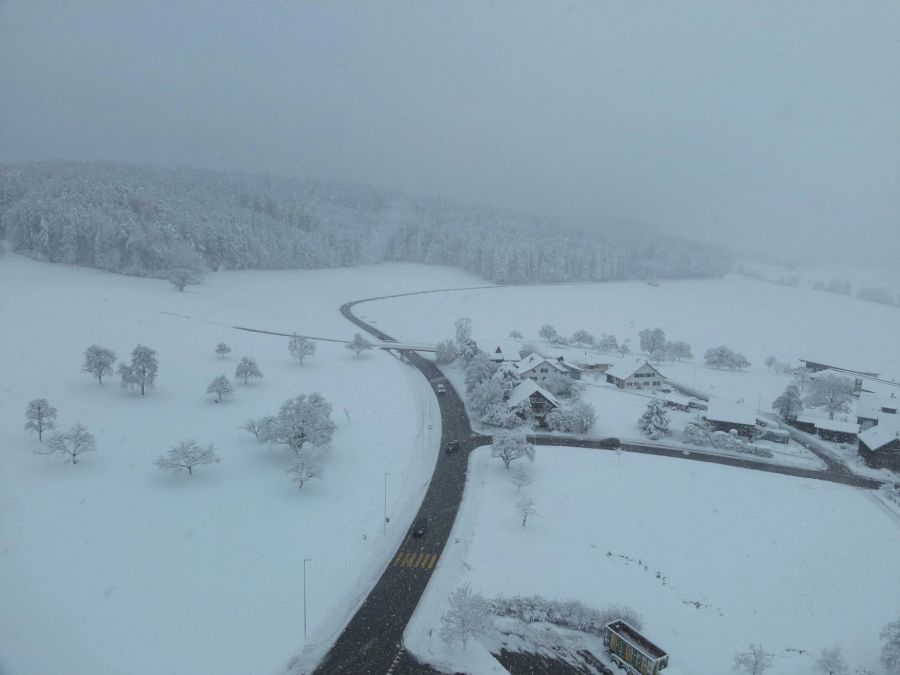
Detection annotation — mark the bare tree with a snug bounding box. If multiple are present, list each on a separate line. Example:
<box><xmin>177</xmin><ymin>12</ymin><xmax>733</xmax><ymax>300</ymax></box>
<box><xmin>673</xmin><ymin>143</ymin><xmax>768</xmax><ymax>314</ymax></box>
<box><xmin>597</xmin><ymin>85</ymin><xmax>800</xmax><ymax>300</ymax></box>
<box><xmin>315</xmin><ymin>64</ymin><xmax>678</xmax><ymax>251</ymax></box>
<box><xmin>439</xmin><ymin>583</ymin><xmax>490</xmax><ymax>648</ymax></box>
<box><xmin>235</xmin><ymin>356</ymin><xmax>263</xmax><ymax>384</ymax></box>
<box><xmin>516</xmin><ymin>497</ymin><xmax>537</xmax><ymax>527</ymax></box>
<box><xmin>24</xmin><ymin>398</ymin><xmax>57</xmax><ymax>441</ymax></box>
<box><xmin>37</xmin><ymin>423</ymin><xmax>95</xmax><ymax>464</ymax></box>
<box><xmin>286</xmin><ymin>453</ymin><xmax>324</xmax><ymax>489</ymax></box>
<box><xmin>206</xmin><ymin>375</ymin><xmax>234</xmax><ymax>402</ymax></box>
<box><xmin>346</xmin><ymin>333</ymin><xmax>374</xmax><ymax>358</ymax></box>
<box><xmin>509</xmin><ymin>465</ymin><xmax>532</xmax><ymax>492</ymax></box>
<box><xmin>764</xmin><ymin>355</ymin><xmax>777</xmax><ymax>369</ymax></box>
<box><xmin>435</xmin><ymin>339</ymin><xmax>458</xmax><ymax>365</ymax></box>
<box><xmin>733</xmin><ymin>644</ymin><xmax>773</xmax><ymax>675</ymax></box>
<box><xmin>288</xmin><ymin>334</ymin><xmax>317</xmax><ymax>365</ymax></box>
<box><xmin>118</xmin><ymin>344</ymin><xmax>158</xmax><ymax>396</ymax></box>
<box><xmin>814</xmin><ymin>646</ymin><xmax>848</xmax><ymax>675</ymax></box>
<box><xmin>168</xmin><ymin>267</ymin><xmax>201</xmax><ymax>292</ymax></box>
<box><xmin>215</xmin><ymin>342</ymin><xmax>232</xmax><ymax>359</ymax></box>
<box><xmin>241</xmin><ymin>416</ymin><xmax>274</xmax><ymax>441</ymax></box>
<box><xmin>82</xmin><ymin>345</ymin><xmax>117</xmax><ymax>384</ymax></box>
<box><xmin>804</xmin><ymin>374</ymin><xmax>854</xmax><ymax>419</ymax></box>
<box><xmin>538</xmin><ymin>324</ymin><xmax>557</xmax><ymax>346</ymax></box>
<box><xmin>155</xmin><ymin>440</ymin><xmax>219</xmax><ymax>476</ymax></box>
<box><xmin>491</xmin><ymin>430</ymin><xmax>536</xmax><ymax>470</ymax></box>
<box><xmin>454</xmin><ymin>317</ymin><xmax>472</xmax><ymax>346</ymax></box>
<box><xmin>509</xmin><ymin>330</ymin><xmax>523</xmax><ymax>340</ymax></box>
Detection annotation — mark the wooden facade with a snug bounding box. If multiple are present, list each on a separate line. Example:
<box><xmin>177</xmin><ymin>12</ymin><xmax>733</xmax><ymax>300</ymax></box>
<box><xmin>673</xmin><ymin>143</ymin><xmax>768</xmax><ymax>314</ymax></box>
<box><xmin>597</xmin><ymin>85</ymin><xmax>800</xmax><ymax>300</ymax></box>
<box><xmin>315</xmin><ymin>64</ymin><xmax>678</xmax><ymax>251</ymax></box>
<box><xmin>604</xmin><ymin>620</ymin><xmax>668</xmax><ymax>675</ymax></box>
<box><xmin>858</xmin><ymin>434</ymin><xmax>900</xmax><ymax>472</ymax></box>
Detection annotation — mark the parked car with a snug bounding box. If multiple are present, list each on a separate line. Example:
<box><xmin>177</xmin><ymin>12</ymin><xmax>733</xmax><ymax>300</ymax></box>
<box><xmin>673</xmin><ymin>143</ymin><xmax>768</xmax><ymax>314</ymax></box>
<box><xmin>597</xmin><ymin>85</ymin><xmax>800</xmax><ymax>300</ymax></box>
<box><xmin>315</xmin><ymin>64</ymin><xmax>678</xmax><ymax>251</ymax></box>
<box><xmin>411</xmin><ymin>517</ymin><xmax>429</xmax><ymax>537</ymax></box>
<box><xmin>598</xmin><ymin>437</ymin><xmax>621</xmax><ymax>449</ymax></box>
<box><xmin>446</xmin><ymin>440</ymin><xmax>460</xmax><ymax>454</ymax></box>
<box><xmin>436</xmin><ymin>383</ymin><xmax>446</xmax><ymax>394</ymax></box>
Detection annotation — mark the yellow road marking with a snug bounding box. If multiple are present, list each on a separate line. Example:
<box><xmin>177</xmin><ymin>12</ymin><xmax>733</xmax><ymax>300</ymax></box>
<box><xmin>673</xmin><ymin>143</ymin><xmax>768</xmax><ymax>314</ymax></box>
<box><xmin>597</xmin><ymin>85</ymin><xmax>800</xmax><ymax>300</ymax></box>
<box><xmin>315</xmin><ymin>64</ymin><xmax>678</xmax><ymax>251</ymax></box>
<box><xmin>414</xmin><ymin>553</ymin><xmax>426</xmax><ymax>567</ymax></box>
<box><xmin>426</xmin><ymin>554</ymin><xmax>438</xmax><ymax>570</ymax></box>
<box><xmin>403</xmin><ymin>552</ymin><xmax>416</xmax><ymax>567</ymax></box>
<box><xmin>393</xmin><ymin>551</ymin><xmax>405</xmax><ymax>566</ymax></box>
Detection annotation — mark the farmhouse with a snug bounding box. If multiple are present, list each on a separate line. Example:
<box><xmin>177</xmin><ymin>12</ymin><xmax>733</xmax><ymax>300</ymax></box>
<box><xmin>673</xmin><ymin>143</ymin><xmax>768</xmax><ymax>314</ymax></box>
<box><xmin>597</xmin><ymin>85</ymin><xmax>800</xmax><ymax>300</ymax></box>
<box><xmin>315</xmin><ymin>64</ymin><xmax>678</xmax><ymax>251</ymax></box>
<box><xmin>704</xmin><ymin>399</ymin><xmax>758</xmax><ymax>437</ymax></box>
<box><xmin>858</xmin><ymin>424</ymin><xmax>900</xmax><ymax>471</ymax></box>
<box><xmin>605</xmin><ymin>361</ymin><xmax>666</xmax><ymax>390</ymax></box>
<box><xmin>516</xmin><ymin>354</ymin><xmax>582</xmax><ymax>383</ymax></box>
<box><xmin>507</xmin><ymin>379</ymin><xmax>559</xmax><ymax>418</ymax></box>
<box><xmin>795</xmin><ymin>413</ymin><xmax>860</xmax><ymax>443</ymax></box>
<box><xmin>603</xmin><ymin>620</ymin><xmax>668</xmax><ymax>675</ymax></box>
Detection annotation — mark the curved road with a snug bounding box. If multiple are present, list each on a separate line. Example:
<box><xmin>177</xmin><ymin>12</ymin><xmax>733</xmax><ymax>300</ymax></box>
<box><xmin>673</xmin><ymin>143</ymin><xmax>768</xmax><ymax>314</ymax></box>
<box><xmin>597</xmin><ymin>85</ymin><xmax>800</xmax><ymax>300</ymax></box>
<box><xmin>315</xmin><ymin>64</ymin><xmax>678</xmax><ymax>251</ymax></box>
<box><xmin>310</xmin><ymin>290</ymin><xmax>883</xmax><ymax>674</ymax></box>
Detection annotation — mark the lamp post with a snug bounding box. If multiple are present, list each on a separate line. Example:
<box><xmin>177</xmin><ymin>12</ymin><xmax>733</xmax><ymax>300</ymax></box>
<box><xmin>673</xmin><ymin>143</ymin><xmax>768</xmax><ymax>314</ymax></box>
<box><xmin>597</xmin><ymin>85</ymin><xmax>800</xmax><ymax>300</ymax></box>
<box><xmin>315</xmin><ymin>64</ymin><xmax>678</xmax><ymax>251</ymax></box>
<box><xmin>384</xmin><ymin>472</ymin><xmax>390</xmax><ymax>534</ymax></box>
<box><xmin>303</xmin><ymin>558</ymin><xmax>311</xmax><ymax>640</ymax></box>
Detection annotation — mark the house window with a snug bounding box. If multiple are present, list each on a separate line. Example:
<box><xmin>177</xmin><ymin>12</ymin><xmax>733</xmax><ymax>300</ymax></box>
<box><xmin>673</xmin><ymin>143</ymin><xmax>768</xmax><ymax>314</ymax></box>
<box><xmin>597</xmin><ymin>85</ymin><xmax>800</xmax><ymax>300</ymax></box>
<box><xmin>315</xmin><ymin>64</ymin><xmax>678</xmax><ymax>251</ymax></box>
<box><xmin>540</xmin><ymin>368</ymin><xmax>548</xmax><ymax>373</ymax></box>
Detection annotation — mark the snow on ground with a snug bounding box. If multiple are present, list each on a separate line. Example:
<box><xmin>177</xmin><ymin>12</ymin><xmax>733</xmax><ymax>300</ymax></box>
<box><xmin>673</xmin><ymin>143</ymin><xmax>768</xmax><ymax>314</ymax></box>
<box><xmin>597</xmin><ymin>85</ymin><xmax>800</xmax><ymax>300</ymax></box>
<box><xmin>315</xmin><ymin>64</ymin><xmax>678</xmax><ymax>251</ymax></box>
<box><xmin>0</xmin><ymin>254</ymin><xmax>481</xmax><ymax>675</ymax></box>
<box><xmin>407</xmin><ymin>447</ymin><xmax>900</xmax><ymax>675</ymax></box>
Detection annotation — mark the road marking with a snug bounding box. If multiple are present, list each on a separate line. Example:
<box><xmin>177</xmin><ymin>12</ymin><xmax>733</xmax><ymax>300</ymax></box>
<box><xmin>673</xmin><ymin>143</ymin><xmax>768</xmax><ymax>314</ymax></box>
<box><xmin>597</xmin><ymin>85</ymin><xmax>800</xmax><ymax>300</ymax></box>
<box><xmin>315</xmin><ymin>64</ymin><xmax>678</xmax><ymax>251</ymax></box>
<box><xmin>393</xmin><ymin>551</ymin><xmax>405</xmax><ymax>566</ymax></box>
<box><xmin>427</xmin><ymin>553</ymin><xmax>438</xmax><ymax>570</ymax></box>
<box><xmin>392</xmin><ymin>551</ymin><xmax>440</xmax><ymax>569</ymax></box>
<box><xmin>414</xmin><ymin>552</ymin><xmax>426</xmax><ymax>566</ymax></box>
<box><xmin>386</xmin><ymin>648</ymin><xmax>405</xmax><ymax>674</ymax></box>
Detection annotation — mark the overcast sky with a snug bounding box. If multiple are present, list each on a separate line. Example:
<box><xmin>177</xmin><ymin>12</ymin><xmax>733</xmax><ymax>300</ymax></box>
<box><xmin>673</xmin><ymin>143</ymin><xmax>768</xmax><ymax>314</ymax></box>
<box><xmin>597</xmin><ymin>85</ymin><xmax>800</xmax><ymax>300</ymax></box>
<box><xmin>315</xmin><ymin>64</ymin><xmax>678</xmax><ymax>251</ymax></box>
<box><xmin>1</xmin><ymin>1</ymin><xmax>898</xmax><ymax>263</ymax></box>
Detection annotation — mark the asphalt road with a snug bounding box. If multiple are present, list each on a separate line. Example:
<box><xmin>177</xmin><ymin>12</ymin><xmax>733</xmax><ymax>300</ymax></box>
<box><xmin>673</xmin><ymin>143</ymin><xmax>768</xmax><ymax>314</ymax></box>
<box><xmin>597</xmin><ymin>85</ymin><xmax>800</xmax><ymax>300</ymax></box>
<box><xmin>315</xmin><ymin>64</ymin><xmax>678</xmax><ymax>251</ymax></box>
<box><xmin>310</xmin><ymin>290</ymin><xmax>883</xmax><ymax>674</ymax></box>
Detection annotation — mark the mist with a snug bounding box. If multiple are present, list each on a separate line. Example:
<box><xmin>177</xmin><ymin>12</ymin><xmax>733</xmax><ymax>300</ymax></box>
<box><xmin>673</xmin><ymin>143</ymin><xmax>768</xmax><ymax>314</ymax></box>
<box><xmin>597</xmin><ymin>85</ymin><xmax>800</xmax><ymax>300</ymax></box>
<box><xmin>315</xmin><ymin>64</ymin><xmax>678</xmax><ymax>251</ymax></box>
<box><xmin>1</xmin><ymin>0</ymin><xmax>898</xmax><ymax>264</ymax></box>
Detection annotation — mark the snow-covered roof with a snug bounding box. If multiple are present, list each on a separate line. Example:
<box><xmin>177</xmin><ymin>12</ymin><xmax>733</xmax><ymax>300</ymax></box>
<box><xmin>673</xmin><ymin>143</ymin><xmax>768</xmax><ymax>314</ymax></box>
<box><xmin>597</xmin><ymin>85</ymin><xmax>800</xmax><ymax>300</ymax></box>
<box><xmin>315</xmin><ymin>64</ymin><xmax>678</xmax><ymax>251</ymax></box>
<box><xmin>660</xmin><ymin>392</ymin><xmax>693</xmax><ymax>406</ymax></box>
<box><xmin>813</xmin><ymin>418</ymin><xmax>859</xmax><ymax>434</ymax></box>
<box><xmin>808</xmin><ymin>368</ymin><xmax>858</xmax><ymax>382</ymax></box>
<box><xmin>705</xmin><ymin>399</ymin><xmax>758</xmax><ymax>426</ymax></box>
<box><xmin>507</xmin><ymin>379</ymin><xmax>560</xmax><ymax>409</ymax></box>
<box><xmin>800</xmin><ymin>358</ymin><xmax>880</xmax><ymax>377</ymax></box>
<box><xmin>557</xmin><ymin>359</ymin><xmax>584</xmax><ymax>373</ymax></box>
<box><xmin>605</xmin><ymin>361</ymin><xmax>664</xmax><ymax>381</ymax></box>
<box><xmin>856</xmin><ymin>392</ymin><xmax>883</xmax><ymax>419</ymax></box>
<box><xmin>516</xmin><ymin>353</ymin><xmax>566</xmax><ymax>374</ymax></box>
<box><xmin>858</xmin><ymin>424</ymin><xmax>900</xmax><ymax>451</ymax></box>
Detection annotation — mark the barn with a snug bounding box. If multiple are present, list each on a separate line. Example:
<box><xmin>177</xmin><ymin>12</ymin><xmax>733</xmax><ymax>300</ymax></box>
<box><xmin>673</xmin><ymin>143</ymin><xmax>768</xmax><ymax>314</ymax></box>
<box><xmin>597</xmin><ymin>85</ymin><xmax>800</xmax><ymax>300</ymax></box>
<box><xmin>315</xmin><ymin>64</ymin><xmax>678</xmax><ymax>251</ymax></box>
<box><xmin>858</xmin><ymin>425</ymin><xmax>900</xmax><ymax>471</ymax></box>
<box><xmin>704</xmin><ymin>399</ymin><xmax>758</xmax><ymax>438</ymax></box>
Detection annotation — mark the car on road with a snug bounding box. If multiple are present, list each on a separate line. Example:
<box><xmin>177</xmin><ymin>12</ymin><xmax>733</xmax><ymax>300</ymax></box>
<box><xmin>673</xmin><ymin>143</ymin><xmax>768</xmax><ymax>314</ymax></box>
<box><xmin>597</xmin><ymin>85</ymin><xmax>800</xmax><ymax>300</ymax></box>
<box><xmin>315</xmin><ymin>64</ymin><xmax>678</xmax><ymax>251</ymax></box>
<box><xmin>411</xmin><ymin>517</ymin><xmax>429</xmax><ymax>537</ymax></box>
<box><xmin>597</xmin><ymin>437</ymin><xmax>621</xmax><ymax>449</ymax></box>
<box><xmin>436</xmin><ymin>383</ymin><xmax>446</xmax><ymax>394</ymax></box>
<box><xmin>445</xmin><ymin>440</ymin><xmax>460</xmax><ymax>454</ymax></box>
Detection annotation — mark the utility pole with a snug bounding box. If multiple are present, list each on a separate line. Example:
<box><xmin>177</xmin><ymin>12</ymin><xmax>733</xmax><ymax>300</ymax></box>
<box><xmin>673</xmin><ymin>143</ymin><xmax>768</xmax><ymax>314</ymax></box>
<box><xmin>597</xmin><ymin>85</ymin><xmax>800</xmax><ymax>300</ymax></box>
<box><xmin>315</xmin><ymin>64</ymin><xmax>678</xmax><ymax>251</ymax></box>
<box><xmin>303</xmin><ymin>558</ymin><xmax>311</xmax><ymax>640</ymax></box>
<box><xmin>384</xmin><ymin>472</ymin><xmax>390</xmax><ymax>534</ymax></box>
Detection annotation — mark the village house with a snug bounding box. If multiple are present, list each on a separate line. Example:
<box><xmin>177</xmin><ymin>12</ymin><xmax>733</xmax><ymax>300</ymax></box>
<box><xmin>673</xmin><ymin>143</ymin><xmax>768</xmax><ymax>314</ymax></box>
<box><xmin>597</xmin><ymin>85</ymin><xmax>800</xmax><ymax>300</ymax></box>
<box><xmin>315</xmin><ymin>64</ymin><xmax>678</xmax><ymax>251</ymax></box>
<box><xmin>858</xmin><ymin>424</ymin><xmax>900</xmax><ymax>471</ymax></box>
<box><xmin>516</xmin><ymin>353</ymin><xmax>582</xmax><ymax>383</ymax></box>
<box><xmin>488</xmin><ymin>343</ymin><xmax>519</xmax><ymax>363</ymax></box>
<box><xmin>507</xmin><ymin>379</ymin><xmax>559</xmax><ymax>421</ymax></box>
<box><xmin>704</xmin><ymin>399</ymin><xmax>758</xmax><ymax>438</ymax></box>
<box><xmin>795</xmin><ymin>413</ymin><xmax>860</xmax><ymax>444</ymax></box>
<box><xmin>605</xmin><ymin>361</ymin><xmax>666</xmax><ymax>390</ymax></box>
<box><xmin>603</xmin><ymin>620</ymin><xmax>668</xmax><ymax>675</ymax></box>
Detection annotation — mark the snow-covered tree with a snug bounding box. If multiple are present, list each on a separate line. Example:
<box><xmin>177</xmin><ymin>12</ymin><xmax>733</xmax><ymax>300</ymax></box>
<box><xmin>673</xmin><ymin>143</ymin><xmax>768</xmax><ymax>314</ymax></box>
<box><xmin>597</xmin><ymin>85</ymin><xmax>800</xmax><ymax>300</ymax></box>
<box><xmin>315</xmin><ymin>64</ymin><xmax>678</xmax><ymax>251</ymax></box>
<box><xmin>509</xmin><ymin>465</ymin><xmax>532</xmax><ymax>492</ymax></box>
<box><xmin>454</xmin><ymin>317</ymin><xmax>472</xmax><ymax>346</ymax></box>
<box><xmin>858</xmin><ymin>286</ymin><xmax>895</xmax><ymax>305</ymax></box>
<box><xmin>804</xmin><ymin>374</ymin><xmax>854</xmax><ymax>419</ymax></box>
<box><xmin>154</xmin><ymin>439</ymin><xmax>219</xmax><ymax>476</ymax></box>
<box><xmin>571</xmin><ymin>329</ymin><xmax>594</xmax><ymax>347</ymax></box>
<box><xmin>286</xmin><ymin>453</ymin><xmax>324</xmax><ymax>489</ymax></box>
<box><xmin>24</xmin><ymin>398</ymin><xmax>57</xmax><ymax>441</ymax></box>
<box><xmin>542</xmin><ymin>371</ymin><xmax>582</xmax><ymax>399</ymax></box>
<box><xmin>435</xmin><ymin>339</ymin><xmax>458</xmax><ymax>365</ymax></box>
<box><xmin>168</xmin><ymin>267</ymin><xmax>201</xmax><ymax>292</ymax></box>
<box><xmin>538</xmin><ymin>324</ymin><xmax>558</xmax><ymax>346</ymax></box>
<box><xmin>518</xmin><ymin>342</ymin><xmax>539</xmax><ymax>359</ymax></box>
<box><xmin>458</xmin><ymin>337</ymin><xmax>479</xmax><ymax>363</ymax></box>
<box><xmin>82</xmin><ymin>345</ymin><xmax>116</xmax><ymax>384</ymax></box>
<box><xmin>772</xmin><ymin>383</ymin><xmax>803</xmax><ymax>421</ymax></box>
<box><xmin>665</xmin><ymin>341</ymin><xmax>693</xmax><ymax>361</ymax></box>
<box><xmin>545</xmin><ymin>401</ymin><xmax>596</xmax><ymax>433</ymax></box>
<box><xmin>346</xmin><ymin>333</ymin><xmax>374</xmax><ymax>358</ymax></box>
<box><xmin>215</xmin><ymin>342</ymin><xmax>232</xmax><ymax>359</ymax></box>
<box><xmin>704</xmin><ymin>346</ymin><xmax>750</xmax><ymax>371</ymax></box>
<box><xmin>882</xmin><ymin>617</ymin><xmax>900</xmax><ymax>675</ymax></box>
<box><xmin>508</xmin><ymin>330</ymin><xmax>523</xmax><ymax>340</ymax></box>
<box><xmin>235</xmin><ymin>356</ymin><xmax>263</xmax><ymax>384</ymax></box>
<box><xmin>440</xmin><ymin>583</ymin><xmax>490</xmax><ymax>648</ymax></box>
<box><xmin>37</xmin><ymin>423</ymin><xmax>95</xmax><ymax>464</ymax></box>
<box><xmin>732</xmin><ymin>644</ymin><xmax>773</xmax><ymax>675</ymax></box>
<box><xmin>206</xmin><ymin>375</ymin><xmax>234</xmax><ymax>402</ymax></box>
<box><xmin>491</xmin><ymin>430</ymin><xmax>535</xmax><ymax>469</ymax></box>
<box><xmin>617</xmin><ymin>341</ymin><xmax>631</xmax><ymax>357</ymax></box>
<box><xmin>241</xmin><ymin>416</ymin><xmax>273</xmax><ymax>441</ymax></box>
<box><xmin>265</xmin><ymin>393</ymin><xmax>336</xmax><ymax>455</ymax></box>
<box><xmin>516</xmin><ymin>497</ymin><xmax>537</xmax><ymax>527</ymax></box>
<box><xmin>465</xmin><ymin>352</ymin><xmax>498</xmax><ymax>392</ymax></box>
<box><xmin>764</xmin><ymin>355</ymin><xmax>777</xmax><ymax>369</ymax></box>
<box><xmin>118</xmin><ymin>344</ymin><xmax>158</xmax><ymax>395</ymax></box>
<box><xmin>814</xmin><ymin>646</ymin><xmax>848</xmax><ymax>675</ymax></box>
<box><xmin>639</xmin><ymin>398</ymin><xmax>670</xmax><ymax>440</ymax></box>
<box><xmin>639</xmin><ymin>328</ymin><xmax>666</xmax><ymax>355</ymax></box>
<box><xmin>288</xmin><ymin>334</ymin><xmax>316</xmax><ymax>365</ymax></box>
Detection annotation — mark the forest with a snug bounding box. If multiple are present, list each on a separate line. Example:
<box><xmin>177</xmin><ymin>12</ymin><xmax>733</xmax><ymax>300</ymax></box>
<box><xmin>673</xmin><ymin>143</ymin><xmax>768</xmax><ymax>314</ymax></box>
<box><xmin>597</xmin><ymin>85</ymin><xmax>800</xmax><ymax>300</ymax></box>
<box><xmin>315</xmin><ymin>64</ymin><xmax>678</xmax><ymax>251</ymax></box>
<box><xmin>0</xmin><ymin>161</ymin><xmax>733</xmax><ymax>283</ymax></box>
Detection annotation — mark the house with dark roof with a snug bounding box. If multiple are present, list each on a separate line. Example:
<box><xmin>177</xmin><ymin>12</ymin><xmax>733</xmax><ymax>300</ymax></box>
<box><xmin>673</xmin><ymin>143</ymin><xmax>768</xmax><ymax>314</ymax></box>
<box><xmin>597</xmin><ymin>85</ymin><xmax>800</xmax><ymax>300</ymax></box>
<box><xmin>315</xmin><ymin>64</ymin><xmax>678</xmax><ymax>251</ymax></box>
<box><xmin>507</xmin><ymin>379</ymin><xmax>560</xmax><ymax>421</ymax></box>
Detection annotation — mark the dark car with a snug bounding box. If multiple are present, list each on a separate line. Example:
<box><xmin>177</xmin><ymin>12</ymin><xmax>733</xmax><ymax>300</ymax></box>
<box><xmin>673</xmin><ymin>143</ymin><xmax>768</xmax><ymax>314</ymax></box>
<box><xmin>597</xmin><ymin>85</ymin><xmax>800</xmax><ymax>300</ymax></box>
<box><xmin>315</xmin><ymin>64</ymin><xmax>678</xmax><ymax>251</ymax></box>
<box><xmin>445</xmin><ymin>440</ymin><xmax>460</xmax><ymax>454</ymax></box>
<box><xmin>411</xmin><ymin>517</ymin><xmax>429</xmax><ymax>537</ymax></box>
<box><xmin>597</xmin><ymin>437</ymin><xmax>621</xmax><ymax>449</ymax></box>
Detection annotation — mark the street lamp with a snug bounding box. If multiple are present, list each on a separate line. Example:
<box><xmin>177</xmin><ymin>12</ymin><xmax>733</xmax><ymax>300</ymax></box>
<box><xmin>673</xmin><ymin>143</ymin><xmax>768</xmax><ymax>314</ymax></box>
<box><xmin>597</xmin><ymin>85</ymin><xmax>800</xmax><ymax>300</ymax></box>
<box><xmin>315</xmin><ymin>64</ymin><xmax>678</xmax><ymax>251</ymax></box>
<box><xmin>384</xmin><ymin>472</ymin><xmax>390</xmax><ymax>534</ymax></box>
<box><xmin>303</xmin><ymin>558</ymin><xmax>311</xmax><ymax>640</ymax></box>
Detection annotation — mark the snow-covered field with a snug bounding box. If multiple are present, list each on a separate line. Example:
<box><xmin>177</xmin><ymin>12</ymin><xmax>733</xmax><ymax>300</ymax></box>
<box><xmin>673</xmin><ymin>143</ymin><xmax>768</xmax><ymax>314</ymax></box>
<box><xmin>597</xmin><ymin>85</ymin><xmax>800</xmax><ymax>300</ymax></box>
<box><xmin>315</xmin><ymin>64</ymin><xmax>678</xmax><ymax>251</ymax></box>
<box><xmin>407</xmin><ymin>447</ymin><xmax>900</xmax><ymax>675</ymax></box>
<box><xmin>0</xmin><ymin>254</ymin><xmax>480</xmax><ymax>675</ymax></box>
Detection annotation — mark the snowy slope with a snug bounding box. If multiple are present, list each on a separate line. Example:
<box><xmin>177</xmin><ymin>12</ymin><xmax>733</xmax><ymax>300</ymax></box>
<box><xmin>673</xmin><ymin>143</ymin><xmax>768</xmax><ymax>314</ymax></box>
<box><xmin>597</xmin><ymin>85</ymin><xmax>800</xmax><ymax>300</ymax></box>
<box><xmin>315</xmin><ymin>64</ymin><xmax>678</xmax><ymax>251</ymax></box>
<box><xmin>0</xmin><ymin>254</ymin><xmax>480</xmax><ymax>675</ymax></box>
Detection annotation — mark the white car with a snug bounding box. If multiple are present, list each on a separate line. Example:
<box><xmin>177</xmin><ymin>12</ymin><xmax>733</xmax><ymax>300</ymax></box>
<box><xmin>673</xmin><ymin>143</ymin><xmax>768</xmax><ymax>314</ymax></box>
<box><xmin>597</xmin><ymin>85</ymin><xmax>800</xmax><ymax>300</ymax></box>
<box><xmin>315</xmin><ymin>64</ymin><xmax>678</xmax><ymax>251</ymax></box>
<box><xmin>436</xmin><ymin>383</ymin><xmax>446</xmax><ymax>394</ymax></box>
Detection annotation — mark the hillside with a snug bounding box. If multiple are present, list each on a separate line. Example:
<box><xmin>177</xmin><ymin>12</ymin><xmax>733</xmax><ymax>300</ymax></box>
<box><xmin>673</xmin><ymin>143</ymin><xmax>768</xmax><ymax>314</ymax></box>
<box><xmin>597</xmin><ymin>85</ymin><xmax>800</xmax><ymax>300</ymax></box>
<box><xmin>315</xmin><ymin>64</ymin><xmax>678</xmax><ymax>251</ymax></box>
<box><xmin>0</xmin><ymin>161</ymin><xmax>732</xmax><ymax>283</ymax></box>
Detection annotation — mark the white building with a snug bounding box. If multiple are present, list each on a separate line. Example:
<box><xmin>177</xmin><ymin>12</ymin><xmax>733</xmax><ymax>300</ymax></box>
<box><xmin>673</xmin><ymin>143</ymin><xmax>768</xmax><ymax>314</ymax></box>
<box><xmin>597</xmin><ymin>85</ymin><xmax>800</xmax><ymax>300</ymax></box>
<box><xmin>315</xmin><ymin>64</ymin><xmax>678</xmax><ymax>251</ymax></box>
<box><xmin>516</xmin><ymin>354</ymin><xmax>582</xmax><ymax>383</ymax></box>
<box><xmin>605</xmin><ymin>361</ymin><xmax>666</xmax><ymax>390</ymax></box>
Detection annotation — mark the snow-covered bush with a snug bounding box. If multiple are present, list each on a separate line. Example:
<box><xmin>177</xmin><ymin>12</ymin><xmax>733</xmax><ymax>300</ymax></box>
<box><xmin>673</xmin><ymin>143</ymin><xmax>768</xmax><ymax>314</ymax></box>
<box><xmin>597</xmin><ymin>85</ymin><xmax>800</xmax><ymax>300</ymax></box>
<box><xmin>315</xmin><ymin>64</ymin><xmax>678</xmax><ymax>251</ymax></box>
<box><xmin>545</xmin><ymin>401</ymin><xmax>596</xmax><ymax>434</ymax></box>
<box><xmin>542</xmin><ymin>371</ymin><xmax>583</xmax><ymax>399</ymax></box>
<box><xmin>639</xmin><ymin>398</ymin><xmax>670</xmax><ymax>440</ymax></box>
<box><xmin>681</xmin><ymin>422</ymin><xmax>712</xmax><ymax>446</ymax></box>
<box><xmin>487</xmin><ymin>595</ymin><xmax>642</xmax><ymax>636</ymax></box>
